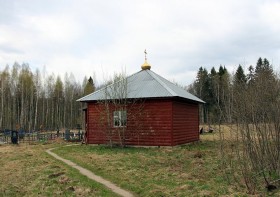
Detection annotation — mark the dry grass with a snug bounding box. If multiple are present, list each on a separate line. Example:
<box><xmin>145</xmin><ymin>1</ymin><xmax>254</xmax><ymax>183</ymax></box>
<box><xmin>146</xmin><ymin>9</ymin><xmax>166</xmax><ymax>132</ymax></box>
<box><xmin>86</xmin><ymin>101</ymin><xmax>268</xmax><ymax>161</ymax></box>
<box><xmin>0</xmin><ymin>142</ymin><xmax>119</xmax><ymax>197</ymax></box>
<box><xmin>1</xmin><ymin>126</ymin><xmax>279</xmax><ymax>196</ymax></box>
<box><xmin>200</xmin><ymin>124</ymin><xmax>236</xmax><ymax>141</ymax></box>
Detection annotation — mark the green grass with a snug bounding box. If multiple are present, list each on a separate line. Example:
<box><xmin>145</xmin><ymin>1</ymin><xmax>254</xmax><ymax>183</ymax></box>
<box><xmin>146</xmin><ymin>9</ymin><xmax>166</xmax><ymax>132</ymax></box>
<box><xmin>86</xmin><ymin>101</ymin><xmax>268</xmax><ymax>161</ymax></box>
<box><xmin>0</xmin><ymin>143</ymin><xmax>119</xmax><ymax>197</ymax></box>
<box><xmin>1</xmin><ymin>133</ymin><xmax>278</xmax><ymax>196</ymax></box>
<box><xmin>53</xmin><ymin>140</ymin><xmax>241</xmax><ymax>196</ymax></box>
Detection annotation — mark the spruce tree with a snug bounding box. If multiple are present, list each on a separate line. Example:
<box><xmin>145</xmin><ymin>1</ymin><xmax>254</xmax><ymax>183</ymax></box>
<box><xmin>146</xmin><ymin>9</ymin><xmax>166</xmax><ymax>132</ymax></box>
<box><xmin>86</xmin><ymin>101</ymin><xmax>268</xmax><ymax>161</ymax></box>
<box><xmin>83</xmin><ymin>76</ymin><xmax>95</xmax><ymax>96</ymax></box>
<box><xmin>255</xmin><ymin>57</ymin><xmax>263</xmax><ymax>74</ymax></box>
<box><xmin>234</xmin><ymin>65</ymin><xmax>246</xmax><ymax>85</ymax></box>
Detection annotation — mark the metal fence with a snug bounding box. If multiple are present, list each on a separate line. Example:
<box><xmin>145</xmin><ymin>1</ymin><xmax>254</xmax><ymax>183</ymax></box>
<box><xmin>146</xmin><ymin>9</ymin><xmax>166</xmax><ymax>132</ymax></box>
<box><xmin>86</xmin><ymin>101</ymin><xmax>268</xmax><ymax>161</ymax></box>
<box><xmin>0</xmin><ymin>129</ymin><xmax>85</xmax><ymax>144</ymax></box>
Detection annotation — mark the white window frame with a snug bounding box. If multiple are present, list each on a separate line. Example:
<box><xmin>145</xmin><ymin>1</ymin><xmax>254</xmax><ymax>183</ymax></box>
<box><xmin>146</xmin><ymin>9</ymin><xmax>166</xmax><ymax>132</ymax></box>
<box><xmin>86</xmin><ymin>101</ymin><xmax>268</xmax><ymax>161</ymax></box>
<box><xmin>113</xmin><ymin>111</ymin><xmax>127</xmax><ymax>127</ymax></box>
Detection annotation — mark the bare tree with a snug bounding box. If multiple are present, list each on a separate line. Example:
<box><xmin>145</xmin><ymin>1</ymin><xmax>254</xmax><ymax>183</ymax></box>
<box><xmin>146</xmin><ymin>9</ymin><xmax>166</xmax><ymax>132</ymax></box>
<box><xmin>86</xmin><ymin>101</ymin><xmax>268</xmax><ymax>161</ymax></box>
<box><xmin>95</xmin><ymin>70</ymin><xmax>145</xmax><ymax>147</ymax></box>
<box><xmin>220</xmin><ymin>61</ymin><xmax>280</xmax><ymax>194</ymax></box>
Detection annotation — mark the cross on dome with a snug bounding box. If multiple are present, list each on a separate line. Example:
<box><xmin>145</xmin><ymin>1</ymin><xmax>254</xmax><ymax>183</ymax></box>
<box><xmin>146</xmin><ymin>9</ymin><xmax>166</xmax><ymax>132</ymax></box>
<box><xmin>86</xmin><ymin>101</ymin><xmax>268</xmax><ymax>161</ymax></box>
<box><xmin>141</xmin><ymin>49</ymin><xmax>151</xmax><ymax>70</ymax></box>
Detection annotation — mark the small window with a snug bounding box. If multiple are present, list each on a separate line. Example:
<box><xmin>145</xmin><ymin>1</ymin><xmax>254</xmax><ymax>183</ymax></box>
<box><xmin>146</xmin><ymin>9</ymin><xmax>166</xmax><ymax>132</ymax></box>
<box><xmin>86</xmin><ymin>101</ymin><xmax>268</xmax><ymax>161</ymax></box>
<box><xmin>113</xmin><ymin>111</ymin><xmax>127</xmax><ymax>127</ymax></box>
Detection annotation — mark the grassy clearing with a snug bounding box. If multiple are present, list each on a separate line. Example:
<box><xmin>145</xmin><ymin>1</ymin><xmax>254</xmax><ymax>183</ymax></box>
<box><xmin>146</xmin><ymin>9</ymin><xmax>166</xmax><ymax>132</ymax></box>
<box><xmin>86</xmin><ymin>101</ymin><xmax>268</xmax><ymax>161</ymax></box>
<box><xmin>53</xmin><ymin>136</ymin><xmax>250</xmax><ymax>197</ymax></box>
<box><xmin>0</xmin><ymin>142</ymin><xmax>119</xmax><ymax>197</ymax></box>
<box><xmin>1</xmin><ymin>128</ymin><xmax>278</xmax><ymax>196</ymax></box>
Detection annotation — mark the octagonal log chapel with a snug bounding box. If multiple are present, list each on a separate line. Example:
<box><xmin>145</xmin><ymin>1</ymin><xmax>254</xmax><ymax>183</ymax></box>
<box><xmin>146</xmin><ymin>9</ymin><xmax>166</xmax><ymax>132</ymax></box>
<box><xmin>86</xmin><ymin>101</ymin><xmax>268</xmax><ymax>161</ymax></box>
<box><xmin>77</xmin><ymin>53</ymin><xmax>204</xmax><ymax>146</ymax></box>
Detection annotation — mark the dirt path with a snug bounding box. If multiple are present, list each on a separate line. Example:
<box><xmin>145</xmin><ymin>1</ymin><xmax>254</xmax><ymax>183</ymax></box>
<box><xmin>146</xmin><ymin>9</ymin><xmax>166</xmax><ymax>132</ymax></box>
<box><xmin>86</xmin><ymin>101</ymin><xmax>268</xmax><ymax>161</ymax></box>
<box><xmin>46</xmin><ymin>147</ymin><xmax>134</xmax><ymax>197</ymax></box>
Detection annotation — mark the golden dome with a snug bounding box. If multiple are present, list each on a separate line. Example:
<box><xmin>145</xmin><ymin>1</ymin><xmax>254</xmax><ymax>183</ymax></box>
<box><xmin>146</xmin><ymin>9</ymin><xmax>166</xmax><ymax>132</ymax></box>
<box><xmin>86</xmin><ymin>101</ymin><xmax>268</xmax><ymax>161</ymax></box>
<box><xmin>141</xmin><ymin>60</ymin><xmax>151</xmax><ymax>70</ymax></box>
<box><xmin>141</xmin><ymin>49</ymin><xmax>151</xmax><ymax>70</ymax></box>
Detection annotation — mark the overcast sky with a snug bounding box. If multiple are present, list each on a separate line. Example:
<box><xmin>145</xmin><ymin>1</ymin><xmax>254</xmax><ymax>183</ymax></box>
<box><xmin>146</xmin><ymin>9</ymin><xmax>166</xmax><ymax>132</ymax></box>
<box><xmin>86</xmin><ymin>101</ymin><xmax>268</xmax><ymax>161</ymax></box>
<box><xmin>1</xmin><ymin>0</ymin><xmax>280</xmax><ymax>86</ymax></box>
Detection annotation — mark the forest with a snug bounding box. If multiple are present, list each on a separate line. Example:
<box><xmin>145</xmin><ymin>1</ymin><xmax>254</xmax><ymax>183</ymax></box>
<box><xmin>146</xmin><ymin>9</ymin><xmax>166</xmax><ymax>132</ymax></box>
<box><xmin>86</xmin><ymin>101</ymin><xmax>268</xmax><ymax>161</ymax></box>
<box><xmin>188</xmin><ymin>57</ymin><xmax>280</xmax><ymax>193</ymax></box>
<box><xmin>0</xmin><ymin>62</ymin><xmax>95</xmax><ymax>131</ymax></box>
<box><xmin>0</xmin><ymin>57</ymin><xmax>278</xmax><ymax>131</ymax></box>
<box><xmin>187</xmin><ymin>57</ymin><xmax>278</xmax><ymax>124</ymax></box>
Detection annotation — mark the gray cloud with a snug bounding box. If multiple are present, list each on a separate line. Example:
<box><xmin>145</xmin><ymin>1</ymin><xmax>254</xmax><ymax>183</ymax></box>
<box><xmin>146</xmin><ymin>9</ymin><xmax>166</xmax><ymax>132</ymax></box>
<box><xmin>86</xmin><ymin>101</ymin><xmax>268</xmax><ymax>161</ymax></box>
<box><xmin>0</xmin><ymin>45</ymin><xmax>24</xmax><ymax>54</ymax></box>
<box><xmin>0</xmin><ymin>0</ymin><xmax>280</xmax><ymax>86</ymax></box>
